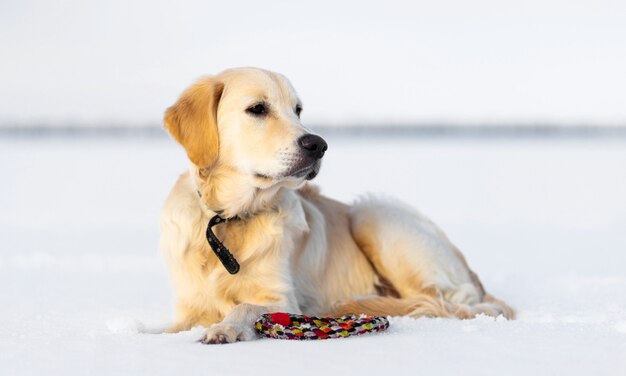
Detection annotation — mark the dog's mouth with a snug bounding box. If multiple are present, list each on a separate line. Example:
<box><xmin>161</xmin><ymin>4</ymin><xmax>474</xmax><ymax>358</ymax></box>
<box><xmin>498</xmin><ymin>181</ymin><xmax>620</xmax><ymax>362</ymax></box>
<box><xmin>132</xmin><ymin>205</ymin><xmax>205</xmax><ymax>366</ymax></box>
<box><xmin>254</xmin><ymin>160</ymin><xmax>320</xmax><ymax>183</ymax></box>
<box><xmin>254</xmin><ymin>172</ymin><xmax>275</xmax><ymax>181</ymax></box>
<box><xmin>285</xmin><ymin>159</ymin><xmax>321</xmax><ymax>181</ymax></box>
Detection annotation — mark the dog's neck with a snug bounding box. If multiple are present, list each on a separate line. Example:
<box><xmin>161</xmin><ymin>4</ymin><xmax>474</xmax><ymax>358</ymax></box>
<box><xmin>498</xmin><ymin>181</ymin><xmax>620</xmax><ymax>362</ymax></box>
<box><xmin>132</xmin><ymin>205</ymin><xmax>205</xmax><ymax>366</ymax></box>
<box><xmin>191</xmin><ymin>165</ymin><xmax>284</xmax><ymax>221</ymax></box>
<box><xmin>195</xmin><ymin>190</ymin><xmax>249</xmax><ymax>220</ymax></box>
<box><xmin>191</xmin><ymin>165</ymin><xmax>287</xmax><ymax>275</ymax></box>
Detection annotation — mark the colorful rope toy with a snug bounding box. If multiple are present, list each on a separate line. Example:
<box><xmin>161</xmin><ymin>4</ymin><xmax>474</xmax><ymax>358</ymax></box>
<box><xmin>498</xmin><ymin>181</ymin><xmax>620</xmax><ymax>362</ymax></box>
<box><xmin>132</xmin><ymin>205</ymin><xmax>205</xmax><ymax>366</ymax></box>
<box><xmin>255</xmin><ymin>312</ymin><xmax>390</xmax><ymax>340</ymax></box>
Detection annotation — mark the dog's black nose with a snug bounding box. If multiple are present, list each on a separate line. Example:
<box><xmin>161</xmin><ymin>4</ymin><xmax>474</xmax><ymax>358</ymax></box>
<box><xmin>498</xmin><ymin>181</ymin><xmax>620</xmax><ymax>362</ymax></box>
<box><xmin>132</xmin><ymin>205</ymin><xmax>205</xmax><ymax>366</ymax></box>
<box><xmin>297</xmin><ymin>134</ymin><xmax>328</xmax><ymax>159</ymax></box>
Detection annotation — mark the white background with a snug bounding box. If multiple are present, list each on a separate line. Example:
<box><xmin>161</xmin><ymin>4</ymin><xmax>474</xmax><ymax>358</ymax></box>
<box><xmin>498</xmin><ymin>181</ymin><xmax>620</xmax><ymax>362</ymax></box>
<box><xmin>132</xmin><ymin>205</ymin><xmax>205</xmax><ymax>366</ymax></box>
<box><xmin>2</xmin><ymin>0</ymin><xmax>626</xmax><ymax>126</ymax></box>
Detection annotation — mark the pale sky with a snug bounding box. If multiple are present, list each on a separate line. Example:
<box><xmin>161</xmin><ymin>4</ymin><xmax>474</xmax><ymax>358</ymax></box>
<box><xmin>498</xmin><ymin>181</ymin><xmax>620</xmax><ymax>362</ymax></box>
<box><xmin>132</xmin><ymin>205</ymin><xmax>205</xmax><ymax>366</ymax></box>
<box><xmin>1</xmin><ymin>0</ymin><xmax>625</xmax><ymax>126</ymax></box>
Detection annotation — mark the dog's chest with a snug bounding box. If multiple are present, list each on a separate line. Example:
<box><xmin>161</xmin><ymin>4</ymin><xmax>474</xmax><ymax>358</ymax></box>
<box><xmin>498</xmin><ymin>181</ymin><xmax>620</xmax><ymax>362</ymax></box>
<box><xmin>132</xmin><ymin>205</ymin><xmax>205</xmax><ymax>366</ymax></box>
<box><xmin>202</xmin><ymin>206</ymin><xmax>308</xmax><ymax>308</ymax></box>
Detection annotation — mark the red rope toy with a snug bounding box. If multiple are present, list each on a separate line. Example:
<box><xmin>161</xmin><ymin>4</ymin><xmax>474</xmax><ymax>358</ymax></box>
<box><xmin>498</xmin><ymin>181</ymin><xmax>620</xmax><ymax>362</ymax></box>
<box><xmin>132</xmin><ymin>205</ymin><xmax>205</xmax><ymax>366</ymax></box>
<box><xmin>255</xmin><ymin>312</ymin><xmax>390</xmax><ymax>340</ymax></box>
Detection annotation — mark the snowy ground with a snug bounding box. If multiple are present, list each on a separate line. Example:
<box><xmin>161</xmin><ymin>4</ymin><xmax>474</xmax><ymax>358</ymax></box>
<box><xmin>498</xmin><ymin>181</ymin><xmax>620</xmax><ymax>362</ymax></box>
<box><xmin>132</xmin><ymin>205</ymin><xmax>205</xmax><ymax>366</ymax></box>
<box><xmin>1</xmin><ymin>134</ymin><xmax>626</xmax><ymax>375</ymax></box>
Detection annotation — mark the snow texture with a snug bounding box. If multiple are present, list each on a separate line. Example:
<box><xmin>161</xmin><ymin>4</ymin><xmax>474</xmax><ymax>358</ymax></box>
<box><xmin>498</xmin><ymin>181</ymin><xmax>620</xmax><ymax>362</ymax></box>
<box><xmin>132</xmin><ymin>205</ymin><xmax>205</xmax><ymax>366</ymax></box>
<box><xmin>1</xmin><ymin>136</ymin><xmax>626</xmax><ymax>375</ymax></box>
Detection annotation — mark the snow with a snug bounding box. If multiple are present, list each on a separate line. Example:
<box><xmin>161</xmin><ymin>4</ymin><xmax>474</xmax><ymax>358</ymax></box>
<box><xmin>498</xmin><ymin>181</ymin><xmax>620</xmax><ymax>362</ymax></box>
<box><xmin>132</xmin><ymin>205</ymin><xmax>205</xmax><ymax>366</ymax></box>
<box><xmin>1</xmin><ymin>135</ymin><xmax>626</xmax><ymax>375</ymax></box>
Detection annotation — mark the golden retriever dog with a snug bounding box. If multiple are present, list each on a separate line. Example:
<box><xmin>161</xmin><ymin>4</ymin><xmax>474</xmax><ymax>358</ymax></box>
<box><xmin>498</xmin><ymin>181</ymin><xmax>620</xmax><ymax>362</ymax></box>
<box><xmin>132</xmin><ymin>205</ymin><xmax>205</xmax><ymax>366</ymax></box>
<box><xmin>160</xmin><ymin>67</ymin><xmax>514</xmax><ymax>344</ymax></box>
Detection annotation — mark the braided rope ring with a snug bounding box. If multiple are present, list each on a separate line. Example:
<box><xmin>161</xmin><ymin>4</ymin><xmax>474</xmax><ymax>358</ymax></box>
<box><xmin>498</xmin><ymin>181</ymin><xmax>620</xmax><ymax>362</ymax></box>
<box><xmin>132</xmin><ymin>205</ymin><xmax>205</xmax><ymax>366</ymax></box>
<box><xmin>255</xmin><ymin>312</ymin><xmax>390</xmax><ymax>340</ymax></box>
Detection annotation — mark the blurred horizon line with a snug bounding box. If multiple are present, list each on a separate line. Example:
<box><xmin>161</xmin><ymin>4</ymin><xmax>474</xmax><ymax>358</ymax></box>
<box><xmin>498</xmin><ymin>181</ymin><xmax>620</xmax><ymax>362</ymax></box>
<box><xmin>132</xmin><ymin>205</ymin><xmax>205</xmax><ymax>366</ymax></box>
<box><xmin>2</xmin><ymin>123</ymin><xmax>626</xmax><ymax>140</ymax></box>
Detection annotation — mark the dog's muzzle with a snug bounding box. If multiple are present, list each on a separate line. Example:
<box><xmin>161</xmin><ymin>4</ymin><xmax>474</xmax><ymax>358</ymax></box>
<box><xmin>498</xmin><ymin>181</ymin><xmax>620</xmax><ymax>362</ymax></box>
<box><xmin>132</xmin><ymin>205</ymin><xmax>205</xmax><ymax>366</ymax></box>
<box><xmin>288</xmin><ymin>134</ymin><xmax>327</xmax><ymax>180</ymax></box>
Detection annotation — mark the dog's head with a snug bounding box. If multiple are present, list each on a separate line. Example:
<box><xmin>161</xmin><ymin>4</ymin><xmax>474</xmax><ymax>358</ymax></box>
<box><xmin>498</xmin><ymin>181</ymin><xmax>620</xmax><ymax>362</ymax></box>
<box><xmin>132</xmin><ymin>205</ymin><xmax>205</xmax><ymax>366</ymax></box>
<box><xmin>165</xmin><ymin>67</ymin><xmax>327</xmax><ymax>217</ymax></box>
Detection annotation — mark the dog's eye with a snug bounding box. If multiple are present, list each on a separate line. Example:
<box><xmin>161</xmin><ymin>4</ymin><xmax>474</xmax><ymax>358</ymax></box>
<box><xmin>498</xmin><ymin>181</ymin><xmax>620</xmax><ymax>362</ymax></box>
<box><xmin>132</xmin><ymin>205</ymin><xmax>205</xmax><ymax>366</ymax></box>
<box><xmin>295</xmin><ymin>105</ymin><xmax>302</xmax><ymax>118</ymax></box>
<box><xmin>246</xmin><ymin>103</ymin><xmax>268</xmax><ymax>116</ymax></box>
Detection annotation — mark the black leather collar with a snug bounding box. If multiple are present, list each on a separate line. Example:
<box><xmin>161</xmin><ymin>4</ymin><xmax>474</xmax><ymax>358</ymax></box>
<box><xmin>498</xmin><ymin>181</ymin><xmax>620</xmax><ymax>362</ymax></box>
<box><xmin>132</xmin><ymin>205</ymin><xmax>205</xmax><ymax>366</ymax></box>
<box><xmin>197</xmin><ymin>190</ymin><xmax>241</xmax><ymax>274</ymax></box>
<box><xmin>205</xmin><ymin>214</ymin><xmax>240</xmax><ymax>275</ymax></box>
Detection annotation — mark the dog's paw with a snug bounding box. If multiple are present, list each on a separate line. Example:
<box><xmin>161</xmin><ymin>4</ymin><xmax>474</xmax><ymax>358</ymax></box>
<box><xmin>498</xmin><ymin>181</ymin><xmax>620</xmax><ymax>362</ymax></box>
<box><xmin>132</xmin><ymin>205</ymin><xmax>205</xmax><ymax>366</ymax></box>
<box><xmin>199</xmin><ymin>323</ymin><xmax>257</xmax><ymax>345</ymax></box>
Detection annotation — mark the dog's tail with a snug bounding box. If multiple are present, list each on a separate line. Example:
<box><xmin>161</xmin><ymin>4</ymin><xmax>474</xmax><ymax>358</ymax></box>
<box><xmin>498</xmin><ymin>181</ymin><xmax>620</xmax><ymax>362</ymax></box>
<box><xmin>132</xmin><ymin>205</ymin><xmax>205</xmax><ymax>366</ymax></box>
<box><xmin>330</xmin><ymin>292</ymin><xmax>515</xmax><ymax>320</ymax></box>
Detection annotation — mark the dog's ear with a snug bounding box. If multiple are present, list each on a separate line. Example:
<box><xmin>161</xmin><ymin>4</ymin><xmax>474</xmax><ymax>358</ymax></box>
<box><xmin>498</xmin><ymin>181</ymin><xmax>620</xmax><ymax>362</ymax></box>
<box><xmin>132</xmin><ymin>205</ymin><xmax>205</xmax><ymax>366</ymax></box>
<box><xmin>164</xmin><ymin>77</ymin><xmax>225</xmax><ymax>168</ymax></box>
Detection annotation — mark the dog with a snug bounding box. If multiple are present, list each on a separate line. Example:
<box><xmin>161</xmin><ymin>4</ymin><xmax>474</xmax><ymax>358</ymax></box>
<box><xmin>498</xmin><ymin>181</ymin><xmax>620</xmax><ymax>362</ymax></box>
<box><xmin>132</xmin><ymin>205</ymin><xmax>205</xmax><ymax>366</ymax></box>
<box><xmin>160</xmin><ymin>67</ymin><xmax>514</xmax><ymax>344</ymax></box>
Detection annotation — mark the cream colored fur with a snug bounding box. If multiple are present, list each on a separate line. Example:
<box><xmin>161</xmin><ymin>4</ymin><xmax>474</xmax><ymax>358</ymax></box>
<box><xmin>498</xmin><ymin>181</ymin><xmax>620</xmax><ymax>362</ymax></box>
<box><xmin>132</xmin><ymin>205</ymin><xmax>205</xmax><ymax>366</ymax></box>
<box><xmin>160</xmin><ymin>67</ymin><xmax>514</xmax><ymax>344</ymax></box>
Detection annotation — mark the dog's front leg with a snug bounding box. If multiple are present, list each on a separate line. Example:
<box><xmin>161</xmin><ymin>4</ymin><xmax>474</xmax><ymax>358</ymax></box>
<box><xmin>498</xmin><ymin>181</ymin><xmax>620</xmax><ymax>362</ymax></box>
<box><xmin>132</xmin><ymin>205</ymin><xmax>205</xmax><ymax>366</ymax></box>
<box><xmin>200</xmin><ymin>303</ymin><xmax>283</xmax><ymax>344</ymax></box>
